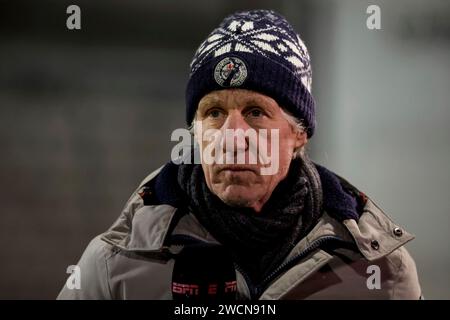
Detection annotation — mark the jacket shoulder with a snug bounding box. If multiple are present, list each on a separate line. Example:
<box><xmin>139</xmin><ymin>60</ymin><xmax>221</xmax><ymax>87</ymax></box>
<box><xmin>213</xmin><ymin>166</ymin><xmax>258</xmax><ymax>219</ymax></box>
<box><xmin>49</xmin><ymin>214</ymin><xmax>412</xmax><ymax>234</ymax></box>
<box><xmin>57</xmin><ymin>235</ymin><xmax>114</xmax><ymax>300</ymax></box>
<box><xmin>384</xmin><ymin>245</ymin><xmax>422</xmax><ymax>299</ymax></box>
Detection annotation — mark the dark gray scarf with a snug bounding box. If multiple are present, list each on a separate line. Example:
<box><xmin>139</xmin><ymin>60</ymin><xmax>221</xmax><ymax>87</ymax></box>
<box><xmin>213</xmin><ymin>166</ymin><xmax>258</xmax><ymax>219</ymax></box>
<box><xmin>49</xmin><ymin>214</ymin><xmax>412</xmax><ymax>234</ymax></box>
<box><xmin>177</xmin><ymin>155</ymin><xmax>323</xmax><ymax>284</ymax></box>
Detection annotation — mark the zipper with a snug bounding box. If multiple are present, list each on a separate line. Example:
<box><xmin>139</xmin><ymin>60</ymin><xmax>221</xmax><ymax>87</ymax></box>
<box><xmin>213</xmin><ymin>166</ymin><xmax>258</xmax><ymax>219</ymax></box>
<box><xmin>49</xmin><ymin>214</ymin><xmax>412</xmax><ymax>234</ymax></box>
<box><xmin>250</xmin><ymin>236</ymin><xmax>356</xmax><ymax>299</ymax></box>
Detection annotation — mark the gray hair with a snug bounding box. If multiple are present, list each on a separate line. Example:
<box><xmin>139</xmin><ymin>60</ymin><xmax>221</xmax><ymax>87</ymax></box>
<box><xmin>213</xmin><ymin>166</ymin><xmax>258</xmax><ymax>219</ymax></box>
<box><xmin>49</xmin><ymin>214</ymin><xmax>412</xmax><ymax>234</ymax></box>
<box><xmin>189</xmin><ymin>108</ymin><xmax>308</xmax><ymax>159</ymax></box>
<box><xmin>280</xmin><ymin>109</ymin><xmax>307</xmax><ymax>158</ymax></box>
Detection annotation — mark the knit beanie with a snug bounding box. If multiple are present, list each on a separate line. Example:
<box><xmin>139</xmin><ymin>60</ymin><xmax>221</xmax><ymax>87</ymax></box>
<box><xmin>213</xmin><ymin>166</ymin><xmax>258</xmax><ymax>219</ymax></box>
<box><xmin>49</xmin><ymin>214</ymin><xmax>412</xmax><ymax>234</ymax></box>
<box><xmin>185</xmin><ymin>9</ymin><xmax>316</xmax><ymax>137</ymax></box>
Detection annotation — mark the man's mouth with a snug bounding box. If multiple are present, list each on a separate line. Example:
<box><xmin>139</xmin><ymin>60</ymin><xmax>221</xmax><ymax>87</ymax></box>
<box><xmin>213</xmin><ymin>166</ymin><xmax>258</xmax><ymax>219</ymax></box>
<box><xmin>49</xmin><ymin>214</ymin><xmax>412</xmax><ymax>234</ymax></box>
<box><xmin>216</xmin><ymin>165</ymin><xmax>258</xmax><ymax>174</ymax></box>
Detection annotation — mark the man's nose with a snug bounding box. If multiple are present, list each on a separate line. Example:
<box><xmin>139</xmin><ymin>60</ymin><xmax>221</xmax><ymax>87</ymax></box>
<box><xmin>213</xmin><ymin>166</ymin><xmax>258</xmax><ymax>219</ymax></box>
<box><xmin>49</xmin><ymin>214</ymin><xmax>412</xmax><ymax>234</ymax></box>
<box><xmin>220</xmin><ymin>111</ymin><xmax>249</xmax><ymax>152</ymax></box>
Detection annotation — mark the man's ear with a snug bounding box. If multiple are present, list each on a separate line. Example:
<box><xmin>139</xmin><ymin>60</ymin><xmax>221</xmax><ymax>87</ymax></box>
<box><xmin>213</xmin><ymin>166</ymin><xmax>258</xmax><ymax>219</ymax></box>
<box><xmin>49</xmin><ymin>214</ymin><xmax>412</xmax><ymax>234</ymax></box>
<box><xmin>294</xmin><ymin>130</ymin><xmax>307</xmax><ymax>149</ymax></box>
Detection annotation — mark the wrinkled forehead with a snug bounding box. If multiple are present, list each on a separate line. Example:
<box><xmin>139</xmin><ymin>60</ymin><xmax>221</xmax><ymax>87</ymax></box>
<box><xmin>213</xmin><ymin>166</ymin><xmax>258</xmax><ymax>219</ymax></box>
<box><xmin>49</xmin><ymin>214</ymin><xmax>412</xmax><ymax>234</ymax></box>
<box><xmin>197</xmin><ymin>89</ymin><xmax>281</xmax><ymax>112</ymax></box>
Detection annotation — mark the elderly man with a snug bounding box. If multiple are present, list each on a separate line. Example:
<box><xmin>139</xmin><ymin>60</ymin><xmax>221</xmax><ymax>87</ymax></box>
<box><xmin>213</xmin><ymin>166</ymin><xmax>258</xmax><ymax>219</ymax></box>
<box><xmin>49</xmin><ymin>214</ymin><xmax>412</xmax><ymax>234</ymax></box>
<box><xmin>58</xmin><ymin>9</ymin><xmax>421</xmax><ymax>300</ymax></box>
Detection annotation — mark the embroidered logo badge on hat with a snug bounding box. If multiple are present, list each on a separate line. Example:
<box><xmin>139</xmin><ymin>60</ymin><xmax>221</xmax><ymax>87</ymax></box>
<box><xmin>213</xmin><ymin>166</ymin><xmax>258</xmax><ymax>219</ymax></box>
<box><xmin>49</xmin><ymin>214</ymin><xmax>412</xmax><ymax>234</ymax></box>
<box><xmin>214</xmin><ymin>57</ymin><xmax>248</xmax><ymax>87</ymax></box>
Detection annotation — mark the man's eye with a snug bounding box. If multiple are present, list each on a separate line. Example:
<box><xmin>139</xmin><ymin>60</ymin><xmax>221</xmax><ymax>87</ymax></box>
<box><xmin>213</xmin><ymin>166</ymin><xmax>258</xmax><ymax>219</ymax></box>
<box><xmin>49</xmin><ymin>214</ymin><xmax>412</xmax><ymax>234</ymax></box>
<box><xmin>211</xmin><ymin>110</ymin><xmax>220</xmax><ymax>117</ymax></box>
<box><xmin>206</xmin><ymin>109</ymin><xmax>224</xmax><ymax>119</ymax></box>
<box><xmin>247</xmin><ymin>108</ymin><xmax>264</xmax><ymax>118</ymax></box>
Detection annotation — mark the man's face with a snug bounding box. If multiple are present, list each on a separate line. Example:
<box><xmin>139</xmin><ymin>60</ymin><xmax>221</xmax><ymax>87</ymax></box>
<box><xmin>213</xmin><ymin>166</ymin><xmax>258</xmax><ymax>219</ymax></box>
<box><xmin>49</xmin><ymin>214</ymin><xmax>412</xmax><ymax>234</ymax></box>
<box><xmin>195</xmin><ymin>89</ymin><xmax>307</xmax><ymax>212</ymax></box>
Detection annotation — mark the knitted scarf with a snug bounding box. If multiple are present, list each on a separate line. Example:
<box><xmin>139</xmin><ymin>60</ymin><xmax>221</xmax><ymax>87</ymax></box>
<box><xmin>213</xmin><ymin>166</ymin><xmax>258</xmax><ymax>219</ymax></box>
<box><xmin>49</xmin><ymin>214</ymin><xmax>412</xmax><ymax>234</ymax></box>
<box><xmin>177</xmin><ymin>155</ymin><xmax>323</xmax><ymax>284</ymax></box>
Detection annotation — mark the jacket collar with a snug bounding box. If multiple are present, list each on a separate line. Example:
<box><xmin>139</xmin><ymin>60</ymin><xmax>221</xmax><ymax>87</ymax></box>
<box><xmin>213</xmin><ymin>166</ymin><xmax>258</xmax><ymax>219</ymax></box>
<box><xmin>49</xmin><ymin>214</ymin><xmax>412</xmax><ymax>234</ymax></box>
<box><xmin>101</xmin><ymin>197</ymin><xmax>414</xmax><ymax>262</ymax></box>
<box><xmin>343</xmin><ymin>199</ymin><xmax>414</xmax><ymax>261</ymax></box>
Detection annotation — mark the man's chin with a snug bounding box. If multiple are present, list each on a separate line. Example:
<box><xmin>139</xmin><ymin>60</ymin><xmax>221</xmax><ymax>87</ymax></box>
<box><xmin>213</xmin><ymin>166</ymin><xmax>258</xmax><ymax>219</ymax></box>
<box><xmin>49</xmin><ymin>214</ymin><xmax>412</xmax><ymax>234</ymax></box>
<box><xmin>221</xmin><ymin>197</ymin><xmax>253</xmax><ymax>209</ymax></box>
<box><xmin>217</xmin><ymin>186</ymin><xmax>259</xmax><ymax>208</ymax></box>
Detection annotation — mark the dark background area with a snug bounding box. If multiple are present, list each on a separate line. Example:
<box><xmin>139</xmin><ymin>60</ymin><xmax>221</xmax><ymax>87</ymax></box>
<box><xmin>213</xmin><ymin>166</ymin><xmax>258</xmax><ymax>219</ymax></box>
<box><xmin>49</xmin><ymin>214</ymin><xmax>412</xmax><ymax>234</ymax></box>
<box><xmin>0</xmin><ymin>0</ymin><xmax>449</xmax><ymax>299</ymax></box>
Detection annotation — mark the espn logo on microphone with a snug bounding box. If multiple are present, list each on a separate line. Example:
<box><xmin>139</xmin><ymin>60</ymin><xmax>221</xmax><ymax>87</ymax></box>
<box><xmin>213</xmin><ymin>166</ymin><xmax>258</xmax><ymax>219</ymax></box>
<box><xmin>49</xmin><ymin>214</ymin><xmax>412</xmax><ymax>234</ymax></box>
<box><xmin>172</xmin><ymin>281</ymin><xmax>237</xmax><ymax>296</ymax></box>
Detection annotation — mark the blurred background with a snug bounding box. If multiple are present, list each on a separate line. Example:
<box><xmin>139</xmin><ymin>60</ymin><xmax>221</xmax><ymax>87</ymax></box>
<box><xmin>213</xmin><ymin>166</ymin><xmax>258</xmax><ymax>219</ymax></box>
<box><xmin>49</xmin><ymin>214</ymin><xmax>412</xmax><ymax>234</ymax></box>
<box><xmin>0</xmin><ymin>0</ymin><xmax>449</xmax><ymax>299</ymax></box>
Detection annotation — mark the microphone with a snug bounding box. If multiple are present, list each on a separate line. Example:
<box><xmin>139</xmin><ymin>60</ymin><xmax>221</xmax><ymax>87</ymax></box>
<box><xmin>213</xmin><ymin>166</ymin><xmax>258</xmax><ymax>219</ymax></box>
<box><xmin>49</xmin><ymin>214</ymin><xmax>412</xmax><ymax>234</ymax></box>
<box><xmin>172</xmin><ymin>243</ymin><xmax>237</xmax><ymax>301</ymax></box>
